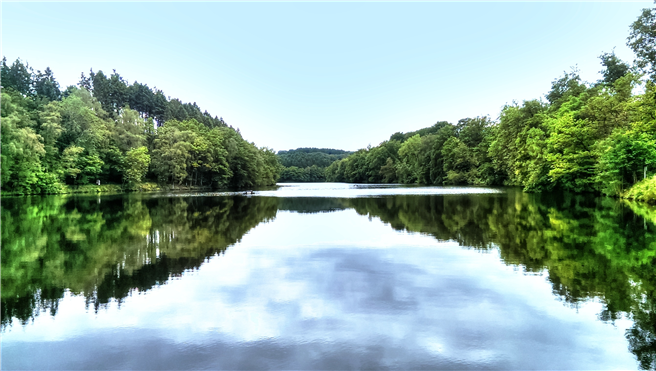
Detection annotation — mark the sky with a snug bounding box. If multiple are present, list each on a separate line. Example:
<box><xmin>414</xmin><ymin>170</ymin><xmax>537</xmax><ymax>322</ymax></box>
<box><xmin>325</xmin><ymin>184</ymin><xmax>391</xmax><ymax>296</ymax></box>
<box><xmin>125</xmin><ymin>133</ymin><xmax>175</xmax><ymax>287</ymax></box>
<box><xmin>2</xmin><ymin>1</ymin><xmax>652</xmax><ymax>152</ymax></box>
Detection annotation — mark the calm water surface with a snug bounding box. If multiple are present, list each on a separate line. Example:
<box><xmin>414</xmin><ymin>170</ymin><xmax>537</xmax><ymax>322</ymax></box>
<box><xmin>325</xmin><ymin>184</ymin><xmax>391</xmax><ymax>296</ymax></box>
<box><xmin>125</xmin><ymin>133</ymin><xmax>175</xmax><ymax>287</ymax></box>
<box><xmin>2</xmin><ymin>183</ymin><xmax>656</xmax><ymax>370</ymax></box>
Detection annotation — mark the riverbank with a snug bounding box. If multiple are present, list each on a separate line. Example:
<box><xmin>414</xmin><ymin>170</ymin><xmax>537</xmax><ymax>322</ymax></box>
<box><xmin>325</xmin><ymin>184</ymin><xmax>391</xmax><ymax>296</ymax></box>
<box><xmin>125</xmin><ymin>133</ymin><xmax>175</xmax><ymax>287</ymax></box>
<box><xmin>2</xmin><ymin>180</ymin><xmax>654</xmax><ymax>205</ymax></box>
<box><xmin>1</xmin><ymin>182</ymin><xmax>165</xmax><ymax>196</ymax></box>
<box><xmin>0</xmin><ymin>182</ymin><xmax>270</xmax><ymax>197</ymax></box>
<box><xmin>621</xmin><ymin>175</ymin><xmax>656</xmax><ymax>204</ymax></box>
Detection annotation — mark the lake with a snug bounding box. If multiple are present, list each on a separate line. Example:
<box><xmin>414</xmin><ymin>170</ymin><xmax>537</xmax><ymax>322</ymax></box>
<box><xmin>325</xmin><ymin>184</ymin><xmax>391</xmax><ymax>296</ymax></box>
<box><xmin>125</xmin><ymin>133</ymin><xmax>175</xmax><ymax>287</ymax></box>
<box><xmin>2</xmin><ymin>183</ymin><xmax>656</xmax><ymax>370</ymax></box>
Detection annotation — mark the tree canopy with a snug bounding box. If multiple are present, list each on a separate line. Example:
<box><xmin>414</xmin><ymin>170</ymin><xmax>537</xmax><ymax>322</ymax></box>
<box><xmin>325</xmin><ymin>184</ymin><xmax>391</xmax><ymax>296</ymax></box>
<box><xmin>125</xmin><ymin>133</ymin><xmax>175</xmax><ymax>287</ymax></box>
<box><xmin>277</xmin><ymin>148</ymin><xmax>351</xmax><ymax>182</ymax></box>
<box><xmin>324</xmin><ymin>6</ymin><xmax>656</xmax><ymax>200</ymax></box>
<box><xmin>1</xmin><ymin>60</ymin><xmax>281</xmax><ymax>194</ymax></box>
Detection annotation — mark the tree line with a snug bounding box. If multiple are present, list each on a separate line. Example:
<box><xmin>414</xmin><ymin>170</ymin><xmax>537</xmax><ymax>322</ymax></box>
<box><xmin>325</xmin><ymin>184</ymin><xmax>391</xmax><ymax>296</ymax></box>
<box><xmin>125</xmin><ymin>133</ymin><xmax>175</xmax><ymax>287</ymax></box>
<box><xmin>277</xmin><ymin>148</ymin><xmax>351</xmax><ymax>182</ymax></box>
<box><xmin>1</xmin><ymin>59</ymin><xmax>281</xmax><ymax>194</ymax></box>
<box><xmin>326</xmin><ymin>6</ymin><xmax>656</xmax><ymax>201</ymax></box>
<box><xmin>2</xmin><ymin>5</ymin><xmax>654</xmax><ymax>196</ymax></box>
<box><xmin>278</xmin><ymin>148</ymin><xmax>351</xmax><ymax>168</ymax></box>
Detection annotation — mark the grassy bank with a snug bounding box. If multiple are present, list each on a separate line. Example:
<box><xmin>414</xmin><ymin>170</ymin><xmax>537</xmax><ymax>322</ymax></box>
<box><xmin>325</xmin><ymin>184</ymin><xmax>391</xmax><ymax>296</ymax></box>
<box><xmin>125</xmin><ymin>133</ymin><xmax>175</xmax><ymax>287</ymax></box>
<box><xmin>622</xmin><ymin>175</ymin><xmax>656</xmax><ymax>204</ymax></box>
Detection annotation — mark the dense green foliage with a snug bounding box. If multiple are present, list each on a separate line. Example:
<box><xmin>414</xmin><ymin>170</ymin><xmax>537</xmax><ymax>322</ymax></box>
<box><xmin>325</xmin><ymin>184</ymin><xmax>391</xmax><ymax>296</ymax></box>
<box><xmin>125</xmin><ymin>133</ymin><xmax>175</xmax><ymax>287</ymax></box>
<box><xmin>326</xmin><ymin>116</ymin><xmax>504</xmax><ymax>186</ymax></box>
<box><xmin>327</xmin><ymin>71</ymin><xmax>655</xmax><ymax>196</ymax></box>
<box><xmin>277</xmin><ymin>148</ymin><xmax>351</xmax><ymax>182</ymax></box>
<box><xmin>277</xmin><ymin>148</ymin><xmax>351</xmax><ymax>168</ymax></box>
<box><xmin>326</xmin><ymin>8</ymin><xmax>656</xmax><ymax>198</ymax></box>
<box><xmin>1</xmin><ymin>59</ymin><xmax>281</xmax><ymax>194</ymax></box>
<box><xmin>279</xmin><ymin>165</ymin><xmax>326</xmax><ymax>182</ymax></box>
<box><xmin>624</xmin><ymin>175</ymin><xmax>656</xmax><ymax>203</ymax></box>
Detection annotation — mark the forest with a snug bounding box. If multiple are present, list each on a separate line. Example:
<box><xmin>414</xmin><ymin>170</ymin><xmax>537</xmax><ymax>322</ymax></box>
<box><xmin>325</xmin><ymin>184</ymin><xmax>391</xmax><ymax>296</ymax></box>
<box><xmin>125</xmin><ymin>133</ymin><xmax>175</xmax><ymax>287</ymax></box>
<box><xmin>277</xmin><ymin>148</ymin><xmax>351</xmax><ymax>182</ymax></box>
<box><xmin>1</xmin><ymin>60</ymin><xmax>281</xmax><ymax>194</ymax></box>
<box><xmin>325</xmin><ymin>6</ymin><xmax>656</xmax><ymax>202</ymax></box>
<box><xmin>1</xmin><ymin>5</ymin><xmax>655</xmax><ymax>200</ymax></box>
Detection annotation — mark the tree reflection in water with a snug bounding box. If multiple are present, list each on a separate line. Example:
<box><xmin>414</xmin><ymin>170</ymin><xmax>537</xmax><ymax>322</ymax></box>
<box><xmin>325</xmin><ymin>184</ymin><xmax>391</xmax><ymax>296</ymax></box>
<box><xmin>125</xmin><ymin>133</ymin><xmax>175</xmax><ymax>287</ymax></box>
<box><xmin>1</xmin><ymin>194</ymin><xmax>278</xmax><ymax>326</ymax></box>
<box><xmin>2</xmin><ymin>190</ymin><xmax>655</xmax><ymax>369</ymax></box>
<box><xmin>347</xmin><ymin>191</ymin><xmax>656</xmax><ymax>370</ymax></box>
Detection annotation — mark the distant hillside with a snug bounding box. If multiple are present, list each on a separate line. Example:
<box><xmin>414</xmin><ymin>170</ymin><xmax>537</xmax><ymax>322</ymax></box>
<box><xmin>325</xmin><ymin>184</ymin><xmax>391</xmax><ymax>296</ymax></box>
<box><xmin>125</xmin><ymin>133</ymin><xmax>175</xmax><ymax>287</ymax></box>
<box><xmin>278</xmin><ymin>148</ymin><xmax>351</xmax><ymax>155</ymax></box>
<box><xmin>277</xmin><ymin>147</ymin><xmax>353</xmax><ymax>182</ymax></box>
<box><xmin>277</xmin><ymin>148</ymin><xmax>352</xmax><ymax>168</ymax></box>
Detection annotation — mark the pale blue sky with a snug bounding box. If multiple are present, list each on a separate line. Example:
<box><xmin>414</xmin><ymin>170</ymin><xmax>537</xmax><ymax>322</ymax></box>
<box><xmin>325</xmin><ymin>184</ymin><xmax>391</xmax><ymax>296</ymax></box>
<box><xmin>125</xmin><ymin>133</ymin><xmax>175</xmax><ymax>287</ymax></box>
<box><xmin>2</xmin><ymin>2</ymin><xmax>651</xmax><ymax>151</ymax></box>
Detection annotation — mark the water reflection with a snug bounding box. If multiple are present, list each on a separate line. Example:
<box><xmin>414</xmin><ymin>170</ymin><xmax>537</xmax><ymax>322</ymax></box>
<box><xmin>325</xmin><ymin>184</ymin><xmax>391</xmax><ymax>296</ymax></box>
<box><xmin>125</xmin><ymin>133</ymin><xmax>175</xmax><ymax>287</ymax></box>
<box><xmin>2</xmin><ymin>189</ymin><xmax>656</xmax><ymax>369</ymax></box>
<box><xmin>1</xmin><ymin>195</ymin><xmax>278</xmax><ymax>326</ymax></box>
<box><xmin>347</xmin><ymin>191</ymin><xmax>656</xmax><ymax>370</ymax></box>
